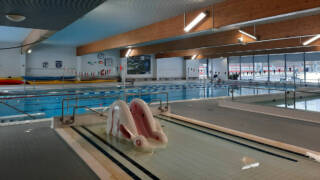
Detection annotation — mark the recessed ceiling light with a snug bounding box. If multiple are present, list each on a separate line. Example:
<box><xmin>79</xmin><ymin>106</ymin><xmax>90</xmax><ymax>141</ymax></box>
<box><xmin>5</xmin><ymin>14</ymin><xmax>26</xmax><ymax>22</ymax></box>
<box><xmin>27</xmin><ymin>49</ymin><xmax>32</xmax><ymax>54</ymax></box>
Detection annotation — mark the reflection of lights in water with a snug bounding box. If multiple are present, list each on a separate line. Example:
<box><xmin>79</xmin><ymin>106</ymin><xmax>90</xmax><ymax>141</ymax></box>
<box><xmin>241</xmin><ymin>156</ymin><xmax>260</xmax><ymax>170</ymax></box>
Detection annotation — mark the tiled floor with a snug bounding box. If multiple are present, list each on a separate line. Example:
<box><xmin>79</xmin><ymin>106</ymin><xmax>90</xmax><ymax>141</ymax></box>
<box><xmin>170</xmin><ymin>99</ymin><xmax>320</xmax><ymax>152</ymax></box>
<box><xmin>0</xmin><ymin>122</ymin><xmax>98</xmax><ymax>180</ymax></box>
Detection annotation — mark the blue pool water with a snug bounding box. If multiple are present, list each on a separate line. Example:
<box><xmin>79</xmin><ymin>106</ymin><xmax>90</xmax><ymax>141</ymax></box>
<box><xmin>0</xmin><ymin>83</ymin><xmax>292</xmax><ymax>122</ymax></box>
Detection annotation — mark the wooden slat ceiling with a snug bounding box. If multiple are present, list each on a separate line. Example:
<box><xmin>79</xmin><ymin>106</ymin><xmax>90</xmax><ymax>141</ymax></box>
<box><xmin>137</xmin><ymin>14</ymin><xmax>320</xmax><ymax>59</ymax></box>
<box><xmin>77</xmin><ymin>0</ymin><xmax>320</xmax><ymax>56</ymax></box>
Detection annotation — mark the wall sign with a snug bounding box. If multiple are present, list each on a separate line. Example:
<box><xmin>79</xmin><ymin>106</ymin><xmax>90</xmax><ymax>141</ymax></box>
<box><xmin>97</xmin><ymin>52</ymin><xmax>105</xmax><ymax>60</ymax></box>
<box><xmin>104</xmin><ymin>56</ymin><xmax>113</xmax><ymax>66</ymax></box>
<box><xmin>42</xmin><ymin>62</ymin><xmax>49</xmax><ymax>69</ymax></box>
<box><xmin>56</xmin><ymin>61</ymin><xmax>63</xmax><ymax>69</ymax></box>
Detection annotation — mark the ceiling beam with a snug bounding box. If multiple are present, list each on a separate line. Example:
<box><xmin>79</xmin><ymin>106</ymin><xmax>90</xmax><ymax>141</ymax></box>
<box><xmin>156</xmin><ymin>39</ymin><xmax>320</xmax><ymax>59</ymax></box>
<box><xmin>154</xmin><ymin>14</ymin><xmax>320</xmax><ymax>58</ymax></box>
<box><xmin>120</xmin><ymin>30</ymin><xmax>256</xmax><ymax>57</ymax></box>
<box><xmin>213</xmin><ymin>0</ymin><xmax>320</xmax><ymax>28</ymax></box>
<box><xmin>21</xmin><ymin>29</ymin><xmax>56</xmax><ymax>53</ymax></box>
<box><xmin>77</xmin><ymin>0</ymin><xmax>320</xmax><ymax>56</ymax></box>
<box><xmin>155</xmin><ymin>37</ymin><xmax>313</xmax><ymax>58</ymax></box>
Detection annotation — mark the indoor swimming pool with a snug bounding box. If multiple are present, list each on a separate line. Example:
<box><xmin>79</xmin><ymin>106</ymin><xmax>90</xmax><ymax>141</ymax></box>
<box><xmin>71</xmin><ymin>115</ymin><xmax>320</xmax><ymax>180</ymax></box>
<box><xmin>0</xmin><ymin>82</ymin><xmax>293</xmax><ymax>123</ymax></box>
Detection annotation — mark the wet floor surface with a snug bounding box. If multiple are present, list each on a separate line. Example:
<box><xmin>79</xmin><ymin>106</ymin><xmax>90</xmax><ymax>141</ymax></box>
<box><xmin>170</xmin><ymin>99</ymin><xmax>320</xmax><ymax>152</ymax></box>
<box><xmin>0</xmin><ymin>122</ymin><xmax>98</xmax><ymax>180</ymax></box>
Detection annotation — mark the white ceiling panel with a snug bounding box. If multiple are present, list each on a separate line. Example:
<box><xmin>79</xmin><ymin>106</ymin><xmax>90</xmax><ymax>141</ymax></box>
<box><xmin>0</xmin><ymin>25</ymin><xmax>31</xmax><ymax>43</ymax></box>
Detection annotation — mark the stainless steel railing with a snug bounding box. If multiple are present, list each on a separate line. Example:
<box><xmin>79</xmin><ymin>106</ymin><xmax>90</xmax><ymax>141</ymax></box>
<box><xmin>229</xmin><ymin>85</ymin><xmax>320</xmax><ymax>110</ymax></box>
<box><xmin>60</xmin><ymin>94</ymin><xmax>120</xmax><ymax>124</ymax></box>
<box><xmin>60</xmin><ymin>90</ymin><xmax>169</xmax><ymax>124</ymax></box>
<box><xmin>125</xmin><ymin>92</ymin><xmax>169</xmax><ymax>111</ymax></box>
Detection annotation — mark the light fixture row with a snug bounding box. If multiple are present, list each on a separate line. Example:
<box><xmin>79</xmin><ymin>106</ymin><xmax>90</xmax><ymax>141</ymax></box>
<box><xmin>124</xmin><ymin>11</ymin><xmax>320</xmax><ymax>59</ymax></box>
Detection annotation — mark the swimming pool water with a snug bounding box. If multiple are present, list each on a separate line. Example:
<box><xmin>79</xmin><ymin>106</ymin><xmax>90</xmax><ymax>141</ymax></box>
<box><xmin>0</xmin><ymin>83</ymin><xmax>293</xmax><ymax>122</ymax></box>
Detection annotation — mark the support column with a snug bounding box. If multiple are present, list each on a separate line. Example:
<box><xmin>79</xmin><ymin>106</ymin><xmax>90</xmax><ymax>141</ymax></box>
<box><xmin>303</xmin><ymin>52</ymin><xmax>306</xmax><ymax>83</ymax></box>
<box><xmin>252</xmin><ymin>56</ymin><xmax>255</xmax><ymax>80</ymax></box>
<box><xmin>284</xmin><ymin>54</ymin><xmax>287</xmax><ymax>81</ymax></box>
<box><xmin>267</xmin><ymin>54</ymin><xmax>270</xmax><ymax>82</ymax></box>
<box><xmin>154</xmin><ymin>58</ymin><xmax>159</xmax><ymax>81</ymax></box>
<box><xmin>239</xmin><ymin>56</ymin><xmax>242</xmax><ymax>80</ymax></box>
<box><xmin>76</xmin><ymin>56</ymin><xmax>82</xmax><ymax>81</ymax></box>
<box><xmin>184</xmin><ymin>59</ymin><xmax>188</xmax><ymax>80</ymax></box>
<box><xmin>227</xmin><ymin>57</ymin><xmax>229</xmax><ymax>79</ymax></box>
<box><xmin>20</xmin><ymin>53</ymin><xmax>26</xmax><ymax>78</ymax></box>
<box><xmin>120</xmin><ymin>58</ymin><xmax>127</xmax><ymax>83</ymax></box>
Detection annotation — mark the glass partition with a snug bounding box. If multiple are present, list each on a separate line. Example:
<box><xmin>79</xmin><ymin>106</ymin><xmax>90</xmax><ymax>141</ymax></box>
<box><xmin>254</xmin><ymin>55</ymin><xmax>269</xmax><ymax>81</ymax></box>
<box><xmin>305</xmin><ymin>52</ymin><xmax>320</xmax><ymax>83</ymax></box>
<box><xmin>269</xmin><ymin>54</ymin><xmax>285</xmax><ymax>82</ymax></box>
<box><xmin>227</xmin><ymin>51</ymin><xmax>320</xmax><ymax>83</ymax></box>
<box><xmin>286</xmin><ymin>53</ymin><xmax>304</xmax><ymax>82</ymax></box>
<box><xmin>240</xmin><ymin>56</ymin><xmax>254</xmax><ymax>80</ymax></box>
<box><xmin>228</xmin><ymin>56</ymin><xmax>240</xmax><ymax>80</ymax></box>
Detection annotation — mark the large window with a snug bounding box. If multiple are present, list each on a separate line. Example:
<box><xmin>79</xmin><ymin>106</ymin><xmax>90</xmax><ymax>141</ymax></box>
<box><xmin>254</xmin><ymin>55</ymin><xmax>269</xmax><ymax>81</ymax></box>
<box><xmin>305</xmin><ymin>52</ymin><xmax>320</xmax><ymax>83</ymax></box>
<box><xmin>241</xmin><ymin>56</ymin><xmax>254</xmax><ymax>80</ymax></box>
<box><xmin>227</xmin><ymin>52</ymin><xmax>320</xmax><ymax>83</ymax></box>
<box><xmin>269</xmin><ymin>54</ymin><xmax>285</xmax><ymax>82</ymax></box>
<box><xmin>286</xmin><ymin>53</ymin><xmax>304</xmax><ymax>82</ymax></box>
<box><xmin>228</xmin><ymin>56</ymin><xmax>240</xmax><ymax>80</ymax></box>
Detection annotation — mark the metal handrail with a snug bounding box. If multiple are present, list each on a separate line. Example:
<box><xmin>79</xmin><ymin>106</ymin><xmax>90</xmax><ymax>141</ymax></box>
<box><xmin>125</xmin><ymin>92</ymin><xmax>169</xmax><ymax>110</ymax></box>
<box><xmin>229</xmin><ymin>85</ymin><xmax>320</xmax><ymax>109</ymax></box>
<box><xmin>73</xmin><ymin>105</ymin><xmax>106</xmax><ymax>119</ymax></box>
<box><xmin>231</xmin><ymin>85</ymin><xmax>320</xmax><ymax>95</ymax></box>
<box><xmin>226</xmin><ymin>78</ymin><xmax>320</xmax><ymax>88</ymax></box>
<box><xmin>60</xmin><ymin>94</ymin><xmax>120</xmax><ymax>123</ymax></box>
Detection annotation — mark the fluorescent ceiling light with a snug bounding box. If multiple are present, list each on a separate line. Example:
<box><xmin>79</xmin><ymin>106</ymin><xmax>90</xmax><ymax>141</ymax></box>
<box><xmin>192</xmin><ymin>54</ymin><xmax>198</xmax><ymax>60</ymax></box>
<box><xmin>239</xmin><ymin>30</ymin><xmax>257</xmax><ymax>40</ymax></box>
<box><xmin>125</xmin><ymin>49</ymin><xmax>132</xmax><ymax>57</ymax></box>
<box><xmin>5</xmin><ymin>14</ymin><xmax>26</xmax><ymax>22</ymax></box>
<box><xmin>303</xmin><ymin>34</ymin><xmax>320</xmax><ymax>46</ymax></box>
<box><xmin>184</xmin><ymin>12</ymin><xmax>207</xmax><ymax>32</ymax></box>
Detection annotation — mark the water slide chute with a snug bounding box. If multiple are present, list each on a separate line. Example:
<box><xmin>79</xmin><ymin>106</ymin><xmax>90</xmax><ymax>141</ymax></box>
<box><xmin>106</xmin><ymin>99</ymin><xmax>167</xmax><ymax>149</ymax></box>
